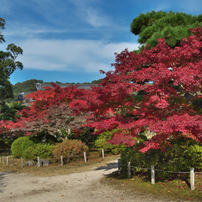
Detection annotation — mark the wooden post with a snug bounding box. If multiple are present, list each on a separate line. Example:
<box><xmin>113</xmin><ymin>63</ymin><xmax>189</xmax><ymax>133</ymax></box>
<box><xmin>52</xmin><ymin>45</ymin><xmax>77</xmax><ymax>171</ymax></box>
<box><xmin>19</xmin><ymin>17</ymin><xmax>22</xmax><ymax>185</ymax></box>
<box><xmin>118</xmin><ymin>159</ymin><xmax>121</xmax><ymax>174</ymax></box>
<box><xmin>2</xmin><ymin>156</ymin><xmax>4</xmax><ymax>164</ymax></box>
<box><xmin>102</xmin><ymin>149</ymin><xmax>104</xmax><ymax>159</ymax></box>
<box><xmin>6</xmin><ymin>157</ymin><xmax>8</xmax><ymax>165</ymax></box>
<box><xmin>190</xmin><ymin>167</ymin><xmax>195</xmax><ymax>190</ymax></box>
<box><xmin>84</xmin><ymin>152</ymin><xmax>87</xmax><ymax>163</ymax></box>
<box><xmin>128</xmin><ymin>162</ymin><xmax>131</xmax><ymax>179</ymax></box>
<box><xmin>151</xmin><ymin>165</ymin><xmax>155</xmax><ymax>184</ymax></box>
<box><xmin>21</xmin><ymin>158</ymin><xmax>23</xmax><ymax>168</ymax></box>
<box><xmin>61</xmin><ymin>155</ymin><xmax>63</xmax><ymax>166</ymax></box>
<box><xmin>0</xmin><ymin>156</ymin><xmax>1</xmax><ymax>162</ymax></box>
<box><xmin>37</xmin><ymin>157</ymin><xmax>40</xmax><ymax>167</ymax></box>
<box><xmin>11</xmin><ymin>158</ymin><xmax>13</xmax><ymax>167</ymax></box>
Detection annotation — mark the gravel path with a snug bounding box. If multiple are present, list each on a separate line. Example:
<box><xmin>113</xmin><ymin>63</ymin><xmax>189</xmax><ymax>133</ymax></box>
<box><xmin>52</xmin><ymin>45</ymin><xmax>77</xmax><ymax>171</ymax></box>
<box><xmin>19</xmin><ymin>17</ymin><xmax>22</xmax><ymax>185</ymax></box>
<box><xmin>0</xmin><ymin>158</ymin><xmax>185</xmax><ymax>202</ymax></box>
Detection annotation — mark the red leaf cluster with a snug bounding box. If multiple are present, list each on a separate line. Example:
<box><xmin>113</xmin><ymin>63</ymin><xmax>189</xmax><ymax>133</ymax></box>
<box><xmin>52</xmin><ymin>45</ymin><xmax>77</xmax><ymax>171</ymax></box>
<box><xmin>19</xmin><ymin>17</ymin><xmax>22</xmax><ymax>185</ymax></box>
<box><xmin>1</xmin><ymin>27</ymin><xmax>202</xmax><ymax>153</ymax></box>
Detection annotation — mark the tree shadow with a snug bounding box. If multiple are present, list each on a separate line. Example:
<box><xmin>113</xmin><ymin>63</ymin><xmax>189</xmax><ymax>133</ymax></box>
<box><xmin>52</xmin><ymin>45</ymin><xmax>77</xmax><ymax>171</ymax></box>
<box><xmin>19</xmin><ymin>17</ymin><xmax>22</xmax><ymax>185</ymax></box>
<box><xmin>0</xmin><ymin>172</ymin><xmax>9</xmax><ymax>193</ymax></box>
<box><xmin>96</xmin><ymin>162</ymin><xmax>118</xmax><ymax>171</ymax></box>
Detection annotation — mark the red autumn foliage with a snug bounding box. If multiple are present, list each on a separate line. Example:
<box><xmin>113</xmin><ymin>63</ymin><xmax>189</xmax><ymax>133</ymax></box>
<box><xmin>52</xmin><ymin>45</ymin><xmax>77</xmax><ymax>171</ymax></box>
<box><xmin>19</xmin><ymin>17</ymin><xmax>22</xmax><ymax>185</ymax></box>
<box><xmin>69</xmin><ymin>27</ymin><xmax>202</xmax><ymax>152</ymax></box>
<box><xmin>0</xmin><ymin>83</ymin><xmax>92</xmax><ymax>139</ymax></box>
<box><xmin>1</xmin><ymin>27</ymin><xmax>202</xmax><ymax>153</ymax></box>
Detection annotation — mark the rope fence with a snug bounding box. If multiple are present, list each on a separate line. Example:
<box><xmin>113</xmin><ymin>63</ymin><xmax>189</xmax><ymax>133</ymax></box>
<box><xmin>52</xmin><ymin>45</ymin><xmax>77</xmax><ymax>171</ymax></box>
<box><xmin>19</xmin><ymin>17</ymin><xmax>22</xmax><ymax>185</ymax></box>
<box><xmin>118</xmin><ymin>160</ymin><xmax>202</xmax><ymax>191</ymax></box>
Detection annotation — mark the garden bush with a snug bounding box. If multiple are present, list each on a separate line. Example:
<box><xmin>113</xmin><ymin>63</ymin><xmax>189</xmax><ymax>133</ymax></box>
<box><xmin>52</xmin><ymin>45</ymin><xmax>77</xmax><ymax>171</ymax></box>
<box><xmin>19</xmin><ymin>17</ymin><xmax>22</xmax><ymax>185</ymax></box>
<box><xmin>22</xmin><ymin>143</ymin><xmax>55</xmax><ymax>160</ymax></box>
<box><xmin>53</xmin><ymin>139</ymin><xmax>89</xmax><ymax>162</ymax></box>
<box><xmin>95</xmin><ymin>129</ymin><xmax>126</xmax><ymax>154</ymax></box>
<box><xmin>120</xmin><ymin>137</ymin><xmax>202</xmax><ymax>179</ymax></box>
<box><xmin>11</xmin><ymin>136</ymin><xmax>34</xmax><ymax>158</ymax></box>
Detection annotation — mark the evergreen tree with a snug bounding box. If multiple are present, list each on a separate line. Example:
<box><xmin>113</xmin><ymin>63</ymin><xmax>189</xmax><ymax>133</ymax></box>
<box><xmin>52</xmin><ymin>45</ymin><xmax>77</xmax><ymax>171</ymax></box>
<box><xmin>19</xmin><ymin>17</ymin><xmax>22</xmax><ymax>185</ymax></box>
<box><xmin>131</xmin><ymin>11</ymin><xmax>202</xmax><ymax>51</ymax></box>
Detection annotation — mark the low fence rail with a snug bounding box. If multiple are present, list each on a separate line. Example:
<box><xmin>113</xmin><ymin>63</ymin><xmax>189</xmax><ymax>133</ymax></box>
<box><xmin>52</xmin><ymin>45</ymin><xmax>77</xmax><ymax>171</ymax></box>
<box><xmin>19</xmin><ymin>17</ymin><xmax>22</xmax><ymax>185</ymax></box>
<box><xmin>118</xmin><ymin>160</ymin><xmax>202</xmax><ymax>191</ymax></box>
<box><xmin>0</xmin><ymin>149</ymin><xmax>106</xmax><ymax>167</ymax></box>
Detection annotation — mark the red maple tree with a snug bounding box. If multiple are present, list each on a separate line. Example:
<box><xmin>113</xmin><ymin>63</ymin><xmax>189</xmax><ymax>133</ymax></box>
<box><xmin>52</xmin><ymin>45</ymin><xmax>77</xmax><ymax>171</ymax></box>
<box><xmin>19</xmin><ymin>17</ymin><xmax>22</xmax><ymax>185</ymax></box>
<box><xmin>0</xmin><ymin>83</ymin><xmax>92</xmax><ymax>140</ymax></box>
<box><xmin>1</xmin><ymin>27</ymin><xmax>202</xmax><ymax>153</ymax></box>
<box><xmin>69</xmin><ymin>27</ymin><xmax>202</xmax><ymax>152</ymax></box>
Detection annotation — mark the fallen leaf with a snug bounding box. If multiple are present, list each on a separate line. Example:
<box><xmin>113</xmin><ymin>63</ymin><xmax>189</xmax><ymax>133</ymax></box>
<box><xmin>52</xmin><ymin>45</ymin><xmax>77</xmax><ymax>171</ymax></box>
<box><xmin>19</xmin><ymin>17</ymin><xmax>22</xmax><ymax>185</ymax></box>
<box><xmin>61</xmin><ymin>195</ymin><xmax>64</xmax><ymax>197</ymax></box>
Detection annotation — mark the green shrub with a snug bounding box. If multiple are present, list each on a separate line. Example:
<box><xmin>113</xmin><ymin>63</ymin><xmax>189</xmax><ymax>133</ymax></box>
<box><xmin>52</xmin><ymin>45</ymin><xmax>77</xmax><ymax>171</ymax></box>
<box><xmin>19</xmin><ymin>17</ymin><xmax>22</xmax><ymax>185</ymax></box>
<box><xmin>120</xmin><ymin>137</ymin><xmax>202</xmax><ymax>179</ymax></box>
<box><xmin>95</xmin><ymin>129</ymin><xmax>127</xmax><ymax>154</ymax></box>
<box><xmin>11</xmin><ymin>136</ymin><xmax>34</xmax><ymax>158</ymax></box>
<box><xmin>22</xmin><ymin>143</ymin><xmax>55</xmax><ymax>160</ymax></box>
<box><xmin>53</xmin><ymin>139</ymin><xmax>89</xmax><ymax>162</ymax></box>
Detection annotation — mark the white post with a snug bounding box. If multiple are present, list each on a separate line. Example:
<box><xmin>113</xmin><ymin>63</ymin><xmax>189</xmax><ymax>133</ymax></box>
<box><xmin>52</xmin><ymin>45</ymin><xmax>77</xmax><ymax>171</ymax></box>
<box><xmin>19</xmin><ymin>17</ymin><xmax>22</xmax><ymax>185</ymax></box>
<box><xmin>118</xmin><ymin>159</ymin><xmax>121</xmax><ymax>174</ymax></box>
<box><xmin>84</xmin><ymin>152</ymin><xmax>87</xmax><ymax>163</ymax></box>
<box><xmin>21</xmin><ymin>158</ymin><xmax>23</xmax><ymax>168</ymax></box>
<box><xmin>37</xmin><ymin>157</ymin><xmax>40</xmax><ymax>167</ymax></box>
<box><xmin>61</xmin><ymin>155</ymin><xmax>63</xmax><ymax>166</ymax></box>
<box><xmin>6</xmin><ymin>157</ymin><xmax>8</xmax><ymax>165</ymax></box>
<box><xmin>128</xmin><ymin>162</ymin><xmax>131</xmax><ymax>179</ymax></box>
<box><xmin>102</xmin><ymin>149</ymin><xmax>104</xmax><ymax>158</ymax></box>
<box><xmin>190</xmin><ymin>167</ymin><xmax>195</xmax><ymax>190</ymax></box>
<box><xmin>2</xmin><ymin>156</ymin><xmax>4</xmax><ymax>164</ymax></box>
<box><xmin>151</xmin><ymin>165</ymin><xmax>155</xmax><ymax>185</ymax></box>
<box><xmin>11</xmin><ymin>158</ymin><xmax>13</xmax><ymax>167</ymax></box>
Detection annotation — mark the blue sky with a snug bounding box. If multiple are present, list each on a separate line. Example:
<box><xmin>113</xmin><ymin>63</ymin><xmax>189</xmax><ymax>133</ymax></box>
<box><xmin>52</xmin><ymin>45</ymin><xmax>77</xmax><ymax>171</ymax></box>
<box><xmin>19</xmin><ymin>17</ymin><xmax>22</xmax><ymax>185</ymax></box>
<box><xmin>1</xmin><ymin>0</ymin><xmax>202</xmax><ymax>85</ymax></box>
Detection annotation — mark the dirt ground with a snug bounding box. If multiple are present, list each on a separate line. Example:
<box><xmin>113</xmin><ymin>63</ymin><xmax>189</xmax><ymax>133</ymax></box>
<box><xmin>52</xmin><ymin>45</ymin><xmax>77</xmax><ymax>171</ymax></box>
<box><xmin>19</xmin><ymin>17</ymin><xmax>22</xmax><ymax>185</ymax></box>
<box><xmin>0</xmin><ymin>158</ymin><xmax>185</xmax><ymax>202</ymax></box>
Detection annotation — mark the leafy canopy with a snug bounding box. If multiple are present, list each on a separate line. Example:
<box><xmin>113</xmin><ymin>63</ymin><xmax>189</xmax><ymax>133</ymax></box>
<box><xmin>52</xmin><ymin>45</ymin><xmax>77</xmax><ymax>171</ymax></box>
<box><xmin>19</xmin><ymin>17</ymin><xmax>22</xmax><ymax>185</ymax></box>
<box><xmin>0</xmin><ymin>17</ymin><xmax>23</xmax><ymax>116</ymax></box>
<box><xmin>131</xmin><ymin>11</ymin><xmax>202</xmax><ymax>51</ymax></box>
<box><xmin>69</xmin><ymin>27</ymin><xmax>202</xmax><ymax>153</ymax></box>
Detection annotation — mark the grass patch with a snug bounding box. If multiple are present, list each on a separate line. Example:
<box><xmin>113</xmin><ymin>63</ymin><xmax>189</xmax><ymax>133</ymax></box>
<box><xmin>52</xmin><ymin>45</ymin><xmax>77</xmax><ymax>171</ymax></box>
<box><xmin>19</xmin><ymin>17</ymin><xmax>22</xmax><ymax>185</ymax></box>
<box><xmin>0</xmin><ymin>150</ymin><xmax>120</xmax><ymax>177</ymax></box>
<box><xmin>102</xmin><ymin>171</ymin><xmax>202</xmax><ymax>201</ymax></box>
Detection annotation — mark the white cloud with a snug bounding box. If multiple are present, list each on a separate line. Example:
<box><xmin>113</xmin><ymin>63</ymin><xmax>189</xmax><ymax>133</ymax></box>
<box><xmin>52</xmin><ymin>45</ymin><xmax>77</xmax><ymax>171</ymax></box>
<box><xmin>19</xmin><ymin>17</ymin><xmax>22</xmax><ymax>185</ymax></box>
<box><xmin>70</xmin><ymin>0</ymin><xmax>112</xmax><ymax>28</ymax></box>
<box><xmin>16</xmin><ymin>39</ymin><xmax>140</xmax><ymax>73</ymax></box>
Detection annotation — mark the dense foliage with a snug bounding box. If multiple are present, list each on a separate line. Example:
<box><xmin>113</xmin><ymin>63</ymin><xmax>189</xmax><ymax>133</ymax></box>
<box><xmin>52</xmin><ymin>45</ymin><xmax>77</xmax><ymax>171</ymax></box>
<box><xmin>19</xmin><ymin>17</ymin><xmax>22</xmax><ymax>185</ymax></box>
<box><xmin>53</xmin><ymin>139</ymin><xmax>89</xmax><ymax>162</ymax></box>
<box><xmin>12</xmin><ymin>78</ymin><xmax>103</xmax><ymax>100</ymax></box>
<box><xmin>22</xmin><ymin>143</ymin><xmax>55</xmax><ymax>160</ymax></box>
<box><xmin>131</xmin><ymin>11</ymin><xmax>202</xmax><ymax>51</ymax></box>
<box><xmin>95</xmin><ymin>129</ymin><xmax>126</xmax><ymax>154</ymax></box>
<box><xmin>121</xmin><ymin>137</ymin><xmax>202</xmax><ymax>179</ymax></box>
<box><xmin>11</xmin><ymin>136</ymin><xmax>34</xmax><ymax>158</ymax></box>
<box><xmin>0</xmin><ymin>17</ymin><xmax>23</xmax><ymax>119</ymax></box>
<box><xmin>69</xmin><ymin>27</ymin><xmax>202</xmax><ymax>153</ymax></box>
<box><xmin>0</xmin><ymin>16</ymin><xmax>202</xmax><ymax>159</ymax></box>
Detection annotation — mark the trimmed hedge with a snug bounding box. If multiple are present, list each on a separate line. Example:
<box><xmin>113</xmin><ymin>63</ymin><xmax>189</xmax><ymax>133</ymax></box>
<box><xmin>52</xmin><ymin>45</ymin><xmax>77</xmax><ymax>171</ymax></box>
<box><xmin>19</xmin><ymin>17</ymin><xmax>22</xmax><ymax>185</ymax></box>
<box><xmin>22</xmin><ymin>143</ymin><xmax>55</xmax><ymax>160</ymax></box>
<box><xmin>11</xmin><ymin>136</ymin><xmax>34</xmax><ymax>158</ymax></box>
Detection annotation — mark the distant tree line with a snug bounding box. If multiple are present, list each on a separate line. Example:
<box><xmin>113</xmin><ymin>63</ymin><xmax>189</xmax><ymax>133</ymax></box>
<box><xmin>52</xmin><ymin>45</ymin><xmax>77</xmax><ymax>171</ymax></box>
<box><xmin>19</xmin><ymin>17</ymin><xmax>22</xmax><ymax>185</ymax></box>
<box><xmin>12</xmin><ymin>78</ymin><xmax>103</xmax><ymax>100</ymax></box>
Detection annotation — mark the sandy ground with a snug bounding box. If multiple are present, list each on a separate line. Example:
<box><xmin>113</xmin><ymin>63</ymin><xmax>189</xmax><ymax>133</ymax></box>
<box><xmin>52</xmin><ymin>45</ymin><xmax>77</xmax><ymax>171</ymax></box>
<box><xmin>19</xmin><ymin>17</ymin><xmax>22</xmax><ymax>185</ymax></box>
<box><xmin>0</xmin><ymin>158</ymin><xmax>185</xmax><ymax>202</ymax></box>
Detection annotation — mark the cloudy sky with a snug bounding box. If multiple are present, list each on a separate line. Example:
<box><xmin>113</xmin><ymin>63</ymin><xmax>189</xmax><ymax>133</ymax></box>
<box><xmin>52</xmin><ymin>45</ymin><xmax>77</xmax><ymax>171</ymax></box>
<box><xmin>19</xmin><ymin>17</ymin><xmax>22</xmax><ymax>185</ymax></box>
<box><xmin>1</xmin><ymin>0</ymin><xmax>202</xmax><ymax>84</ymax></box>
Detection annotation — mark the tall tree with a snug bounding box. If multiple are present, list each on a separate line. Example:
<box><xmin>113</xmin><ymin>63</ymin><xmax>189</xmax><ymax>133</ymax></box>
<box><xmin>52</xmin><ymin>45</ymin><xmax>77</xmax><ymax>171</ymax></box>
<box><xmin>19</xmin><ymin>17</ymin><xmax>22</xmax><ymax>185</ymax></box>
<box><xmin>0</xmin><ymin>17</ymin><xmax>23</xmax><ymax>118</ymax></box>
<box><xmin>69</xmin><ymin>27</ymin><xmax>202</xmax><ymax>153</ymax></box>
<box><xmin>131</xmin><ymin>11</ymin><xmax>202</xmax><ymax>51</ymax></box>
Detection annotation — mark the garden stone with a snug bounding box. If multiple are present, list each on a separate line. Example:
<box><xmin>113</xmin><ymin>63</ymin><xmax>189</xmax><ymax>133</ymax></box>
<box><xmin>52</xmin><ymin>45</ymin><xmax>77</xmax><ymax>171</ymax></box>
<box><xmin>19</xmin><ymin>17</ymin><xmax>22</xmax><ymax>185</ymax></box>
<box><xmin>39</xmin><ymin>159</ymin><xmax>50</xmax><ymax>166</ymax></box>
<box><xmin>25</xmin><ymin>160</ymin><xmax>35</xmax><ymax>166</ymax></box>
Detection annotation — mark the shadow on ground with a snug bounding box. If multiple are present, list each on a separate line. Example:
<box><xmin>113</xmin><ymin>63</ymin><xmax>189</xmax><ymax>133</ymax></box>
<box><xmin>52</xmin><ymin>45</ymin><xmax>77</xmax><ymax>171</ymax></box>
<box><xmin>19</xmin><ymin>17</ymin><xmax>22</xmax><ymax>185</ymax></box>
<box><xmin>95</xmin><ymin>158</ymin><xmax>119</xmax><ymax>172</ymax></box>
<box><xmin>0</xmin><ymin>172</ymin><xmax>10</xmax><ymax>193</ymax></box>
